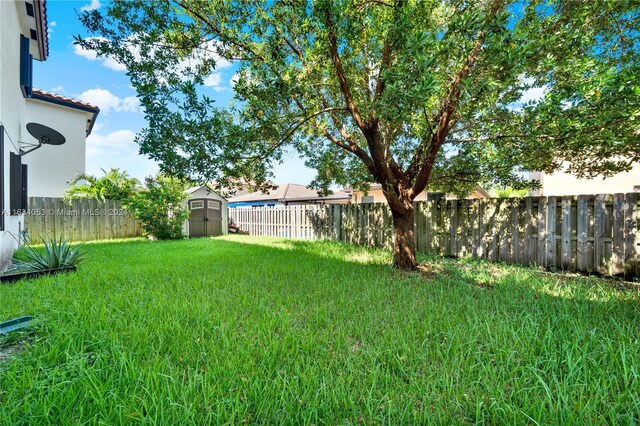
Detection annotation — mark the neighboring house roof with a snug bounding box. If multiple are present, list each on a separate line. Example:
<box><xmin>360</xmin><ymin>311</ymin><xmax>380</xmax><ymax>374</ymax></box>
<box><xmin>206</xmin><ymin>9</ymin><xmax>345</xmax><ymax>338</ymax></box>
<box><xmin>30</xmin><ymin>89</ymin><xmax>100</xmax><ymax>136</ymax></box>
<box><xmin>228</xmin><ymin>183</ymin><xmax>351</xmax><ymax>204</ymax></box>
<box><xmin>473</xmin><ymin>186</ymin><xmax>491</xmax><ymax>198</ymax></box>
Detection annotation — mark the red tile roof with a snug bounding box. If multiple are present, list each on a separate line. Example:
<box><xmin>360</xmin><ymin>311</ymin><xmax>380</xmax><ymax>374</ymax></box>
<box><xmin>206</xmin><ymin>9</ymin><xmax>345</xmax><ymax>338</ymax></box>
<box><xmin>35</xmin><ymin>0</ymin><xmax>49</xmax><ymax>60</ymax></box>
<box><xmin>31</xmin><ymin>89</ymin><xmax>100</xmax><ymax>113</ymax></box>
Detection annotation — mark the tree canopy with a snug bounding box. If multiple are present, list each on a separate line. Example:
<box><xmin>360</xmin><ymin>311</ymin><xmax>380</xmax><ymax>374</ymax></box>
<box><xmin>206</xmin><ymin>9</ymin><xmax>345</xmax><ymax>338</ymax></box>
<box><xmin>77</xmin><ymin>0</ymin><xmax>639</xmax><ymax>269</ymax></box>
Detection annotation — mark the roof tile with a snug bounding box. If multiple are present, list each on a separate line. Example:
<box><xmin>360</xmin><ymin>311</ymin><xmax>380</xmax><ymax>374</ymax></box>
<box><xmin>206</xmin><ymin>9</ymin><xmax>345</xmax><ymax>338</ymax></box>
<box><xmin>31</xmin><ymin>89</ymin><xmax>100</xmax><ymax>112</ymax></box>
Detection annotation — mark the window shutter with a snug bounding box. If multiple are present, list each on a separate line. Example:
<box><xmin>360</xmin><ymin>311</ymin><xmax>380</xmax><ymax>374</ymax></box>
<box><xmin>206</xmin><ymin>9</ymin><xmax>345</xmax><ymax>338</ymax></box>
<box><xmin>21</xmin><ymin>164</ymin><xmax>28</xmax><ymax>213</ymax></box>
<box><xmin>20</xmin><ymin>35</ymin><xmax>33</xmax><ymax>97</ymax></box>
<box><xmin>10</xmin><ymin>153</ymin><xmax>22</xmax><ymax>215</ymax></box>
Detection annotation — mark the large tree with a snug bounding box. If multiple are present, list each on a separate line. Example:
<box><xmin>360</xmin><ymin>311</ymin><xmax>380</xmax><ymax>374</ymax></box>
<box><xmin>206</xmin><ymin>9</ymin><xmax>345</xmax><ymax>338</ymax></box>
<box><xmin>78</xmin><ymin>0</ymin><xmax>639</xmax><ymax>270</ymax></box>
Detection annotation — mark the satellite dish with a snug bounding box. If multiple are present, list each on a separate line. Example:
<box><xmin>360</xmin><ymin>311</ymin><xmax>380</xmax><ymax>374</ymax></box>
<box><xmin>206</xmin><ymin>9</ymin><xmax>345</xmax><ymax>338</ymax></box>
<box><xmin>20</xmin><ymin>123</ymin><xmax>66</xmax><ymax>155</ymax></box>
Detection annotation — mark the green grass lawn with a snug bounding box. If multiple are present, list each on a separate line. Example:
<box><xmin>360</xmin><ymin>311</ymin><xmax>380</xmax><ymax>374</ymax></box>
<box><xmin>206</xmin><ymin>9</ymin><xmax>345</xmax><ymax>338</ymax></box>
<box><xmin>1</xmin><ymin>236</ymin><xmax>639</xmax><ymax>424</ymax></box>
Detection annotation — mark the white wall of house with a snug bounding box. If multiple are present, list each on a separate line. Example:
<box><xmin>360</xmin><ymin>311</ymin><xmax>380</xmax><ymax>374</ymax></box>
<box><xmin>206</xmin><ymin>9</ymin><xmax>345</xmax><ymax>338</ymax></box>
<box><xmin>0</xmin><ymin>1</ymin><xmax>92</xmax><ymax>269</ymax></box>
<box><xmin>0</xmin><ymin>1</ymin><xmax>29</xmax><ymax>269</ymax></box>
<box><xmin>22</xmin><ymin>99</ymin><xmax>88</xmax><ymax>197</ymax></box>
<box><xmin>530</xmin><ymin>163</ymin><xmax>640</xmax><ymax>196</ymax></box>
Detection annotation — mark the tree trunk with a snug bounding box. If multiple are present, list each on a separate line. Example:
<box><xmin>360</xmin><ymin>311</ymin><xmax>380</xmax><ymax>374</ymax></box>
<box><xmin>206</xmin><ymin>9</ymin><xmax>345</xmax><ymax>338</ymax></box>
<box><xmin>390</xmin><ymin>203</ymin><xmax>417</xmax><ymax>270</ymax></box>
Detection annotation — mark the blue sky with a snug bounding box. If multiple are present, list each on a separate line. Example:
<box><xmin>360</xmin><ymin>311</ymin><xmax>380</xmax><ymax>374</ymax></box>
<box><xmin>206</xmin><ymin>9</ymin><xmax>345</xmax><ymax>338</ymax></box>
<box><xmin>34</xmin><ymin>0</ymin><xmax>316</xmax><ymax>185</ymax></box>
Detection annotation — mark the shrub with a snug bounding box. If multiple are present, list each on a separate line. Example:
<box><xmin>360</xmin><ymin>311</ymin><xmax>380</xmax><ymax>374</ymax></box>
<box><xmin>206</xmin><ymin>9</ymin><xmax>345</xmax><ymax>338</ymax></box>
<box><xmin>121</xmin><ymin>175</ymin><xmax>189</xmax><ymax>240</ymax></box>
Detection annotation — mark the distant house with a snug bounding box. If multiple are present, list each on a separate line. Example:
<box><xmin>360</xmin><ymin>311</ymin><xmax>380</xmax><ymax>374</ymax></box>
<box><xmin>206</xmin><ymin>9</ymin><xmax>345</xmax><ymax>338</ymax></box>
<box><xmin>228</xmin><ymin>183</ymin><xmax>351</xmax><ymax>207</ymax></box>
<box><xmin>0</xmin><ymin>0</ymin><xmax>99</xmax><ymax>268</ymax></box>
<box><xmin>344</xmin><ymin>184</ymin><xmax>490</xmax><ymax>204</ymax></box>
<box><xmin>528</xmin><ymin>163</ymin><xmax>640</xmax><ymax>196</ymax></box>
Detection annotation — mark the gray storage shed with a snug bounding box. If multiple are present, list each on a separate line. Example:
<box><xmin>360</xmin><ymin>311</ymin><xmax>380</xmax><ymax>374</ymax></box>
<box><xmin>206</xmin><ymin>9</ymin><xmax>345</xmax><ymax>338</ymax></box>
<box><xmin>183</xmin><ymin>186</ymin><xmax>228</xmax><ymax>237</ymax></box>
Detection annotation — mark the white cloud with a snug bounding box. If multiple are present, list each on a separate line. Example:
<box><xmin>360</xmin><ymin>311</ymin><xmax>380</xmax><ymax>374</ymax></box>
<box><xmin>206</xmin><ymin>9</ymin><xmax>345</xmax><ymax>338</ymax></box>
<box><xmin>73</xmin><ymin>42</ymin><xmax>99</xmax><ymax>61</ymax></box>
<box><xmin>77</xmin><ymin>88</ymin><xmax>139</xmax><ymax>114</ymax></box>
<box><xmin>86</xmin><ymin>129</ymin><xmax>137</xmax><ymax>158</ymax></box>
<box><xmin>73</xmin><ymin>35</ymin><xmax>233</xmax><ymax>76</ymax></box>
<box><xmin>73</xmin><ymin>38</ymin><xmax>127</xmax><ymax>71</ymax></box>
<box><xmin>50</xmin><ymin>21</ymin><xmax>57</xmax><ymax>27</ymax></box>
<box><xmin>204</xmin><ymin>73</ymin><xmax>222</xmax><ymax>87</ymax></box>
<box><xmin>85</xmin><ymin>129</ymin><xmax>159</xmax><ymax>180</ymax></box>
<box><xmin>203</xmin><ymin>73</ymin><xmax>227</xmax><ymax>91</ymax></box>
<box><xmin>518</xmin><ymin>76</ymin><xmax>547</xmax><ymax>104</ymax></box>
<box><xmin>230</xmin><ymin>73</ymin><xmax>239</xmax><ymax>87</ymax></box>
<box><xmin>80</xmin><ymin>0</ymin><xmax>101</xmax><ymax>11</ymax></box>
<box><xmin>102</xmin><ymin>57</ymin><xmax>127</xmax><ymax>71</ymax></box>
<box><xmin>519</xmin><ymin>86</ymin><xmax>547</xmax><ymax>104</ymax></box>
<box><xmin>197</xmin><ymin>40</ymin><xmax>232</xmax><ymax>70</ymax></box>
<box><xmin>50</xmin><ymin>86</ymin><xmax>64</xmax><ymax>93</ymax></box>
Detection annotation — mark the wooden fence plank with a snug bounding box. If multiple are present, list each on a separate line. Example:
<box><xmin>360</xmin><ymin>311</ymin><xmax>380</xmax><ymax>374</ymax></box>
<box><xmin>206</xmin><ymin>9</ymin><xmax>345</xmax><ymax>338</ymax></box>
<box><xmin>537</xmin><ymin>197</ymin><xmax>547</xmax><ymax>266</ymax></box>
<box><xmin>611</xmin><ymin>193</ymin><xmax>625</xmax><ymax>275</ymax></box>
<box><xmin>594</xmin><ymin>194</ymin><xmax>607</xmax><ymax>274</ymax></box>
<box><xmin>561</xmin><ymin>196</ymin><xmax>572</xmax><ymax>270</ymax></box>
<box><xmin>577</xmin><ymin>195</ymin><xmax>589</xmax><ymax>272</ymax></box>
<box><xmin>546</xmin><ymin>196</ymin><xmax>557</xmax><ymax>268</ymax></box>
<box><xmin>511</xmin><ymin>199</ymin><xmax>520</xmax><ymax>263</ymax></box>
<box><xmin>524</xmin><ymin>198</ymin><xmax>533</xmax><ymax>265</ymax></box>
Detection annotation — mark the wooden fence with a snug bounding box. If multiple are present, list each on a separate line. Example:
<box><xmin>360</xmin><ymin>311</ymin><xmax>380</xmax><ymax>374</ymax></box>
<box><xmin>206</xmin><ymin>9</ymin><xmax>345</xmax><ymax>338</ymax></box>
<box><xmin>229</xmin><ymin>193</ymin><xmax>640</xmax><ymax>278</ymax></box>
<box><xmin>24</xmin><ymin>197</ymin><xmax>142</xmax><ymax>242</ymax></box>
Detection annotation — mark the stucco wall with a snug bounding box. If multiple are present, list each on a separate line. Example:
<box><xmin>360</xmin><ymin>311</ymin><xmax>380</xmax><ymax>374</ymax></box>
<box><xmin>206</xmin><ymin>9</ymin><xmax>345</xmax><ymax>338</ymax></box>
<box><xmin>0</xmin><ymin>1</ymin><xmax>28</xmax><ymax>269</ymax></box>
<box><xmin>22</xmin><ymin>99</ymin><xmax>87</xmax><ymax>197</ymax></box>
<box><xmin>530</xmin><ymin>163</ymin><xmax>640</xmax><ymax>196</ymax></box>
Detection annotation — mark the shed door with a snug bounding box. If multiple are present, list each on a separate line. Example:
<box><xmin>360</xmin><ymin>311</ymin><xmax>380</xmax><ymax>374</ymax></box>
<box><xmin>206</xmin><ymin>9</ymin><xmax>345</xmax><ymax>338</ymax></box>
<box><xmin>188</xmin><ymin>200</ymin><xmax>206</xmax><ymax>237</ymax></box>
<box><xmin>206</xmin><ymin>200</ymin><xmax>222</xmax><ymax>236</ymax></box>
<box><xmin>188</xmin><ymin>199</ymin><xmax>223</xmax><ymax>237</ymax></box>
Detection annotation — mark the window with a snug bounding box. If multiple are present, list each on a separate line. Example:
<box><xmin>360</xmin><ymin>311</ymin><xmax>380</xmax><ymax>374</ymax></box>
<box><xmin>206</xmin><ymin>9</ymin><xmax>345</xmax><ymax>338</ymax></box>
<box><xmin>10</xmin><ymin>153</ymin><xmax>26</xmax><ymax>215</ymax></box>
<box><xmin>25</xmin><ymin>2</ymin><xmax>34</xmax><ymax>17</ymax></box>
<box><xmin>20</xmin><ymin>35</ymin><xmax>33</xmax><ymax>97</ymax></box>
<box><xmin>208</xmin><ymin>200</ymin><xmax>220</xmax><ymax>210</ymax></box>
<box><xmin>361</xmin><ymin>195</ymin><xmax>374</xmax><ymax>203</ymax></box>
<box><xmin>190</xmin><ymin>200</ymin><xmax>204</xmax><ymax>209</ymax></box>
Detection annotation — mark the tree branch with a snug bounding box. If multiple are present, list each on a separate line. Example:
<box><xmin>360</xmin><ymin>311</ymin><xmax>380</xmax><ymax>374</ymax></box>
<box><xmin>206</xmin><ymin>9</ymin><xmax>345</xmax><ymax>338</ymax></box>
<box><xmin>407</xmin><ymin>0</ymin><xmax>505</xmax><ymax>197</ymax></box>
<box><xmin>173</xmin><ymin>0</ymin><xmax>266</xmax><ymax>62</ymax></box>
<box><xmin>322</xmin><ymin>131</ymin><xmax>378</xmax><ymax>177</ymax></box>
<box><xmin>240</xmin><ymin>107</ymin><xmax>347</xmax><ymax>160</ymax></box>
<box><xmin>323</xmin><ymin>4</ymin><xmax>367</xmax><ymax>130</ymax></box>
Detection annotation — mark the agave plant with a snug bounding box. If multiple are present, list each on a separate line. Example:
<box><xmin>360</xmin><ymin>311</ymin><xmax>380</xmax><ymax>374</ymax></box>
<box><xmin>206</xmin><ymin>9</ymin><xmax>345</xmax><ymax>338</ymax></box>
<box><xmin>11</xmin><ymin>238</ymin><xmax>86</xmax><ymax>272</ymax></box>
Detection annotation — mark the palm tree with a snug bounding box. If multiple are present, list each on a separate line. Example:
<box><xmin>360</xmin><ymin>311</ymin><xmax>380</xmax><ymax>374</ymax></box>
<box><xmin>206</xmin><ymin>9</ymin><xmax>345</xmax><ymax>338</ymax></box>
<box><xmin>64</xmin><ymin>168</ymin><xmax>141</xmax><ymax>202</ymax></box>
